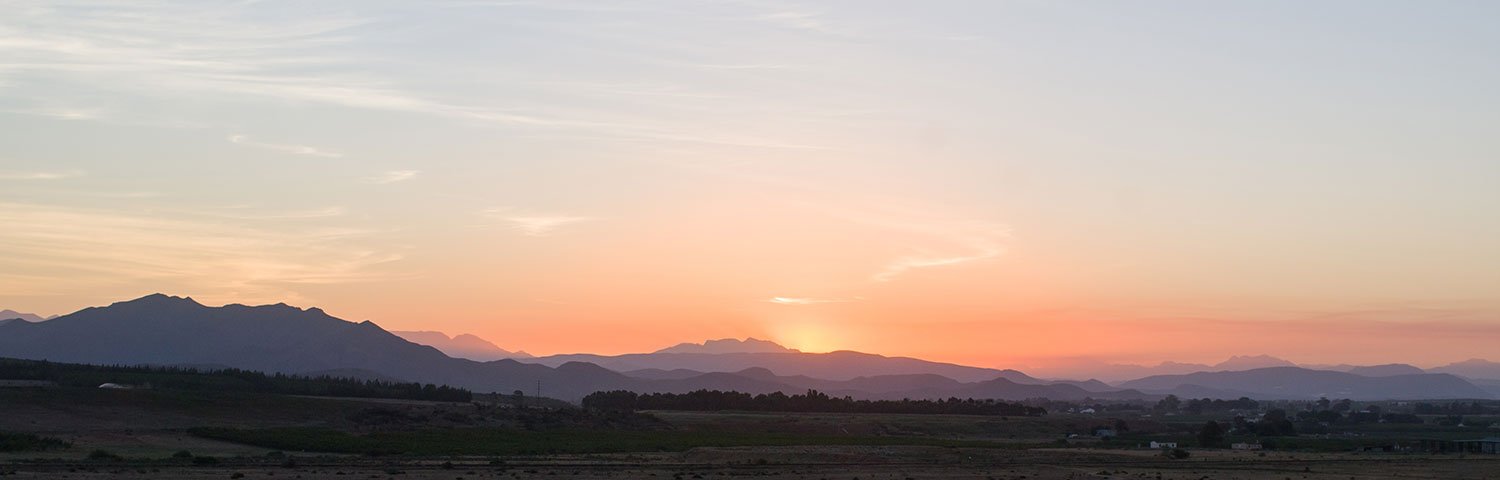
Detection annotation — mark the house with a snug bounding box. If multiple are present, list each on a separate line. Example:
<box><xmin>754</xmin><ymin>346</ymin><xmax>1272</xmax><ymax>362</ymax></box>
<box><xmin>1093</xmin><ymin>428</ymin><xmax>1117</xmax><ymax>438</ymax></box>
<box><xmin>1231</xmin><ymin>442</ymin><xmax>1263</xmax><ymax>450</ymax></box>
<box><xmin>1454</xmin><ymin>438</ymin><xmax>1500</xmax><ymax>454</ymax></box>
<box><xmin>98</xmin><ymin>383</ymin><xmax>132</xmax><ymax>389</ymax></box>
<box><xmin>1079</xmin><ymin>408</ymin><xmax>1096</xmax><ymax>414</ymax></box>
<box><xmin>1149</xmin><ymin>441</ymin><xmax>1178</xmax><ymax>449</ymax></box>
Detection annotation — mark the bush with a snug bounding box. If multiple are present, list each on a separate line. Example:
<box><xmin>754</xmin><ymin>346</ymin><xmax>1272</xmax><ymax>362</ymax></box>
<box><xmin>0</xmin><ymin>432</ymin><xmax>72</xmax><ymax>452</ymax></box>
<box><xmin>88</xmin><ymin>449</ymin><xmax>122</xmax><ymax>461</ymax></box>
<box><xmin>192</xmin><ymin>455</ymin><xmax>220</xmax><ymax>465</ymax></box>
<box><xmin>1166</xmin><ymin>448</ymin><xmax>1190</xmax><ymax>459</ymax></box>
<box><xmin>172</xmin><ymin>450</ymin><xmax>193</xmax><ymax>459</ymax></box>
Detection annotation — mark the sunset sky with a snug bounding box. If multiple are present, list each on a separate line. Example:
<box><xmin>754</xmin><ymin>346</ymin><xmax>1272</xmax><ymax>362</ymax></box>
<box><xmin>2</xmin><ymin>1</ymin><xmax>1498</xmax><ymax>371</ymax></box>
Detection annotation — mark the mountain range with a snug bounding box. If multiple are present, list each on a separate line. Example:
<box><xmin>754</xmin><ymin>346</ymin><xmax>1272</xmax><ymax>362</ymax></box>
<box><xmin>1119</xmin><ymin>367</ymin><xmax>1491</xmax><ymax>400</ymax></box>
<box><xmin>0</xmin><ymin>309</ymin><xmax>53</xmax><ymax>323</ymax></box>
<box><xmin>391</xmin><ymin>330</ymin><xmax>530</xmax><ymax>361</ymax></box>
<box><xmin>655</xmin><ymin>338</ymin><xmax>796</xmax><ymax>354</ymax></box>
<box><xmin>0</xmin><ymin>294</ymin><xmax>1494</xmax><ymax>402</ymax></box>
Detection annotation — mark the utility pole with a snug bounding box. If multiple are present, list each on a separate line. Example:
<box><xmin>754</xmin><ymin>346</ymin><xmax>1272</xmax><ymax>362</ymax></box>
<box><xmin>535</xmin><ymin>380</ymin><xmax>542</xmax><ymax>407</ymax></box>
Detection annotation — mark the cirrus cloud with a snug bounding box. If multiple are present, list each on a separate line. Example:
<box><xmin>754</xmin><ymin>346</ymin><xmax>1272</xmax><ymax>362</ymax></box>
<box><xmin>0</xmin><ymin>170</ymin><xmax>85</xmax><ymax>180</ymax></box>
<box><xmin>228</xmin><ymin>134</ymin><xmax>343</xmax><ymax>158</ymax></box>
<box><xmin>480</xmin><ymin>207</ymin><xmax>596</xmax><ymax>236</ymax></box>
<box><xmin>364</xmin><ymin>170</ymin><xmax>420</xmax><ymax>184</ymax></box>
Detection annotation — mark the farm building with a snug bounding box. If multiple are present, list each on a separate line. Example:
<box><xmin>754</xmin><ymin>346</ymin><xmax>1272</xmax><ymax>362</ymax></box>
<box><xmin>1455</xmin><ymin>438</ymin><xmax>1500</xmax><ymax>454</ymax></box>
<box><xmin>1420</xmin><ymin>438</ymin><xmax>1500</xmax><ymax>454</ymax></box>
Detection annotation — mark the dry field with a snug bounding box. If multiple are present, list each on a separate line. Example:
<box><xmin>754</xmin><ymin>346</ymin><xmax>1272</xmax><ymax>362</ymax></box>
<box><xmin>2</xmin><ymin>446</ymin><xmax>1498</xmax><ymax>479</ymax></box>
<box><xmin>4</xmin><ymin>388</ymin><xmax>1498</xmax><ymax>479</ymax></box>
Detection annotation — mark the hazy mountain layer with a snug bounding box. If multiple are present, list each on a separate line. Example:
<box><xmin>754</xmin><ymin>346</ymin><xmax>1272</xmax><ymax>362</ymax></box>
<box><xmin>655</xmin><ymin>338</ymin><xmax>796</xmax><ymax>354</ymax></box>
<box><xmin>525</xmin><ymin>350</ymin><xmax>1034</xmax><ymax>383</ymax></box>
<box><xmin>0</xmin><ymin>309</ymin><xmax>50</xmax><ymax>323</ymax></box>
<box><xmin>1120</xmin><ymin>366</ymin><xmax>1491</xmax><ymax>400</ymax></box>
<box><xmin>0</xmin><ymin>294</ymin><xmax>1492</xmax><ymax>403</ymax></box>
<box><xmin>392</xmin><ymin>330</ymin><xmax>531</xmax><ymax>361</ymax></box>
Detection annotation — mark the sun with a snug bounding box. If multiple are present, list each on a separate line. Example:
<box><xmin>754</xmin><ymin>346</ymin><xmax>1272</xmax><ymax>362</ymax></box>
<box><xmin>772</xmin><ymin>322</ymin><xmax>838</xmax><ymax>353</ymax></box>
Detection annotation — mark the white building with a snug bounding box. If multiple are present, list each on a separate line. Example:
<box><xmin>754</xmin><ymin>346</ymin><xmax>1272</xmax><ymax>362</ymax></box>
<box><xmin>1150</xmin><ymin>441</ymin><xmax>1178</xmax><ymax>449</ymax></box>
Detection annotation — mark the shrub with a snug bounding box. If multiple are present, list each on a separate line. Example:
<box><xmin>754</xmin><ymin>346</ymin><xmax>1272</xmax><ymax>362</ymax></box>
<box><xmin>87</xmin><ymin>449</ymin><xmax>122</xmax><ymax>461</ymax></box>
<box><xmin>0</xmin><ymin>432</ymin><xmax>72</xmax><ymax>452</ymax></box>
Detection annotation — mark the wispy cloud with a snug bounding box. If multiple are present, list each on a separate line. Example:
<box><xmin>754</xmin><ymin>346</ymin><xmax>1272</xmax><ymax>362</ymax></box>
<box><xmin>756</xmin><ymin>11</ymin><xmax>831</xmax><ymax>33</ymax></box>
<box><xmin>695</xmin><ymin>63</ymin><xmax>794</xmax><ymax>70</ymax></box>
<box><xmin>227</xmin><ymin>134</ymin><xmax>343</xmax><ymax>158</ymax></box>
<box><xmin>364</xmin><ymin>170</ymin><xmax>420</xmax><ymax>184</ymax></box>
<box><xmin>0</xmin><ymin>202</ymin><xmax>403</xmax><ymax>302</ymax></box>
<box><xmin>0</xmin><ymin>1</ymin><xmax>859</xmax><ymax>153</ymax></box>
<box><xmin>767</xmin><ymin>296</ymin><xmax>860</xmax><ymax>305</ymax></box>
<box><xmin>480</xmin><ymin>207</ymin><xmax>596</xmax><ymax>236</ymax></box>
<box><xmin>871</xmin><ymin>222</ymin><xmax>1007</xmax><ymax>282</ymax></box>
<box><xmin>217</xmin><ymin>206</ymin><xmax>348</xmax><ymax>220</ymax></box>
<box><xmin>0</xmin><ymin>170</ymin><xmax>85</xmax><ymax>180</ymax></box>
<box><xmin>2</xmin><ymin>107</ymin><xmax>104</xmax><ymax>121</ymax></box>
<box><xmin>506</xmin><ymin>216</ymin><xmax>596</xmax><ymax>236</ymax></box>
<box><xmin>791</xmin><ymin>200</ymin><xmax>1011</xmax><ymax>283</ymax></box>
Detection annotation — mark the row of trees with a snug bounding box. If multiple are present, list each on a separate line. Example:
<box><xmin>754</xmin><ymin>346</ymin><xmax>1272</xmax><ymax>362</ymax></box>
<box><xmin>1154</xmin><ymin>395</ymin><xmax>1259</xmax><ymax>414</ymax></box>
<box><xmin>1413</xmin><ymin>401</ymin><xmax>1494</xmax><ymax>415</ymax></box>
<box><xmin>1231</xmin><ymin>409</ymin><xmax>1296</xmax><ymax>436</ymax></box>
<box><xmin>583</xmin><ymin>389</ymin><xmax>1048</xmax><ymax>416</ymax></box>
<box><xmin>0</xmin><ymin>358</ymin><xmax>471</xmax><ymax>402</ymax></box>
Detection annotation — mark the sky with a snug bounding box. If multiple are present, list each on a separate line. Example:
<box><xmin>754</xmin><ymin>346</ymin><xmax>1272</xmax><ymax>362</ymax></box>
<box><xmin>2</xmin><ymin>0</ymin><xmax>1498</xmax><ymax>371</ymax></box>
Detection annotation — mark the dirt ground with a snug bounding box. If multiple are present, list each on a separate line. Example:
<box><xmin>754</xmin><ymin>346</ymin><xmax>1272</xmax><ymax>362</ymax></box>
<box><xmin>2</xmin><ymin>446</ymin><xmax>1497</xmax><ymax>479</ymax></box>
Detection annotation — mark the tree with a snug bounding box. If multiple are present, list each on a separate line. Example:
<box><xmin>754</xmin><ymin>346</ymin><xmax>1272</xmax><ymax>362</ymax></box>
<box><xmin>1197</xmin><ymin>421</ymin><xmax>1225</xmax><ymax>448</ymax></box>
<box><xmin>1156</xmin><ymin>395</ymin><xmax>1181</xmax><ymax>413</ymax></box>
<box><xmin>511</xmin><ymin>389</ymin><xmax>525</xmax><ymax>407</ymax></box>
<box><xmin>1332</xmin><ymin>399</ymin><xmax>1352</xmax><ymax>413</ymax></box>
<box><xmin>1316</xmin><ymin>397</ymin><xmax>1331</xmax><ymax>411</ymax></box>
<box><xmin>1257</xmin><ymin>409</ymin><xmax>1297</xmax><ymax>436</ymax></box>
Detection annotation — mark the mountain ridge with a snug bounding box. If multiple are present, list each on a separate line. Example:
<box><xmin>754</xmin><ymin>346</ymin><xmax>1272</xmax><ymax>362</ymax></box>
<box><xmin>392</xmin><ymin>330</ymin><xmax>531</xmax><ymax>361</ymax></box>
<box><xmin>1</xmin><ymin>294</ymin><xmax>1493</xmax><ymax>403</ymax></box>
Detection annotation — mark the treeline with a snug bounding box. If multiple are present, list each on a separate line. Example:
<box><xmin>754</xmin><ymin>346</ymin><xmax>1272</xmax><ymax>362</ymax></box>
<box><xmin>1413</xmin><ymin>401</ymin><xmax>1494</xmax><ymax>415</ymax></box>
<box><xmin>1154</xmin><ymin>395</ymin><xmax>1259</xmax><ymax>414</ymax></box>
<box><xmin>0</xmin><ymin>358</ymin><xmax>470</xmax><ymax>402</ymax></box>
<box><xmin>0</xmin><ymin>432</ymin><xmax>71</xmax><ymax>452</ymax></box>
<box><xmin>583</xmin><ymin>389</ymin><xmax>1047</xmax><ymax>416</ymax></box>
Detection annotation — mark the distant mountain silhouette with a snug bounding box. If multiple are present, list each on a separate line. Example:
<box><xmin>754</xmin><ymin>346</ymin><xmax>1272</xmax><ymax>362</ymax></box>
<box><xmin>1213</xmin><ymin>355</ymin><xmax>1296</xmax><ymax>370</ymax></box>
<box><xmin>1430</xmin><ymin>359</ymin><xmax>1500</xmax><ymax>381</ymax></box>
<box><xmin>0</xmin><ymin>294</ymin><xmax>1138</xmax><ymax>402</ymax></box>
<box><xmin>4</xmin><ymin>294</ymin><xmax>1491</xmax><ymax>403</ymax></box>
<box><xmin>529</xmin><ymin>349</ymin><xmax>1023</xmax><ymax>383</ymax></box>
<box><xmin>622</xmin><ymin>368</ymin><xmax>708</xmax><ymax>380</ymax></box>
<box><xmin>392</xmin><ymin>330</ymin><xmax>530</xmax><ymax>361</ymax></box>
<box><xmin>0</xmin><ymin>309</ymin><xmax>50</xmax><ymax>323</ymax></box>
<box><xmin>1119</xmin><ymin>366</ymin><xmax>1491</xmax><ymax>400</ymax></box>
<box><xmin>0</xmin><ymin>294</ymin><xmax>642</xmax><ymax>400</ymax></box>
<box><xmin>655</xmin><ymin>338</ymin><xmax>796</xmax><ymax>354</ymax></box>
<box><xmin>1345</xmin><ymin>364</ymin><xmax>1426</xmax><ymax>377</ymax></box>
<box><xmin>661</xmin><ymin>367</ymin><xmax>1148</xmax><ymax>401</ymax></box>
<box><xmin>1039</xmin><ymin>356</ymin><xmax>1439</xmax><ymax>384</ymax></box>
<box><xmin>928</xmin><ymin>377</ymin><xmax>1152</xmax><ymax>401</ymax></box>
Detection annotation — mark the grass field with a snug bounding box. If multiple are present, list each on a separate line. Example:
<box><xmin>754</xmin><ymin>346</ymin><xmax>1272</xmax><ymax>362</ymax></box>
<box><xmin>4</xmin><ymin>386</ymin><xmax>1500</xmax><ymax>479</ymax></box>
<box><xmin>187</xmin><ymin>426</ymin><xmax>1035</xmax><ymax>456</ymax></box>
